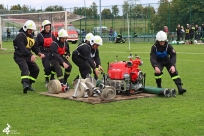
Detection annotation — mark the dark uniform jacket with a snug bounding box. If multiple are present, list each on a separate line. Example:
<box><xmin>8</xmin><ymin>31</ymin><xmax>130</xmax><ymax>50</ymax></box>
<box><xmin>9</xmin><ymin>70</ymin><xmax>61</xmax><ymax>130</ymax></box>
<box><xmin>49</xmin><ymin>39</ymin><xmax>70</xmax><ymax>65</ymax></box>
<box><xmin>150</xmin><ymin>42</ymin><xmax>176</xmax><ymax>67</ymax></box>
<box><xmin>13</xmin><ymin>28</ymin><xmax>41</xmax><ymax>57</ymax></box>
<box><xmin>36</xmin><ymin>30</ymin><xmax>55</xmax><ymax>49</ymax></box>
<box><xmin>72</xmin><ymin>43</ymin><xmax>101</xmax><ymax>69</ymax></box>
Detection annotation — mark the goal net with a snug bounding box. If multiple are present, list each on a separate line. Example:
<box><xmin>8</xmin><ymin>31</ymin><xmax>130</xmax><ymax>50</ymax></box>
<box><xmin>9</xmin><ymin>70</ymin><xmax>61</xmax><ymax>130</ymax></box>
<box><xmin>0</xmin><ymin>10</ymin><xmax>85</xmax><ymax>49</ymax></box>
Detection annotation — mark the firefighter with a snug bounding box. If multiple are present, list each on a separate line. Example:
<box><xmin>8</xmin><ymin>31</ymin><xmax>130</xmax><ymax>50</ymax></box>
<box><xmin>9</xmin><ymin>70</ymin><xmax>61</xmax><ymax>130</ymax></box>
<box><xmin>78</xmin><ymin>32</ymin><xmax>94</xmax><ymax>45</ymax></box>
<box><xmin>190</xmin><ymin>23</ymin><xmax>195</xmax><ymax>43</ymax></box>
<box><xmin>176</xmin><ymin>24</ymin><xmax>181</xmax><ymax>44</ymax></box>
<box><xmin>13</xmin><ymin>20</ymin><xmax>45</xmax><ymax>94</ymax></box>
<box><xmin>36</xmin><ymin>20</ymin><xmax>55</xmax><ymax>84</ymax></box>
<box><xmin>49</xmin><ymin>29</ymin><xmax>72</xmax><ymax>89</ymax></box>
<box><xmin>72</xmin><ymin>35</ymin><xmax>103</xmax><ymax>80</ymax></box>
<box><xmin>150</xmin><ymin>31</ymin><xmax>187</xmax><ymax>95</ymax></box>
<box><xmin>185</xmin><ymin>24</ymin><xmax>190</xmax><ymax>42</ymax></box>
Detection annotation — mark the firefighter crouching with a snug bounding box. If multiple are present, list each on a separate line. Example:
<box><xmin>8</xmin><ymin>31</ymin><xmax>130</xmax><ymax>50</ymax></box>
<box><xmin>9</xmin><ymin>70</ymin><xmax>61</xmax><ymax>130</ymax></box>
<box><xmin>72</xmin><ymin>35</ymin><xmax>104</xmax><ymax>80</ymax></box>
<box><xmin>150</xmin><ymin>31</ymin><xmax>187</xmax><ymax>95</ymax></box>
<box><xmin>49</xmin><ymin>29</ymin><xmax>72</xmax><ymax>91</ymax></box>
<box><xmin>13</xmin><ymin>20</ymin><xmax>45</xmax><ymax>94</ymax></box>
<box><xmin>36</xmin><ymin>20</ymin><xmax>56</xmax><ymax>84</ymax></box>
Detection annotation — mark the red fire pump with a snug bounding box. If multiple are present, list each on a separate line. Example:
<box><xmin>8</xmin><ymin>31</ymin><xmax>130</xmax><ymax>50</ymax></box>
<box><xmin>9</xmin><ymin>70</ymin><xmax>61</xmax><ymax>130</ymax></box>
<box><xmin>103</xmin><ymin>54</ymin><xmax>145</xmax><ymax>95</ymax></box>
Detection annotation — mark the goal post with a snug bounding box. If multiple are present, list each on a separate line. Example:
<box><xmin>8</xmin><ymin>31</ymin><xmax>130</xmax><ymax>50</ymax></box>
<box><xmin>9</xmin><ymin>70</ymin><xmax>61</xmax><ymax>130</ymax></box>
<box><xmin>0</xmin><ymin>10</ymin><xmax>85</xmax><ymax>49</ymax></box>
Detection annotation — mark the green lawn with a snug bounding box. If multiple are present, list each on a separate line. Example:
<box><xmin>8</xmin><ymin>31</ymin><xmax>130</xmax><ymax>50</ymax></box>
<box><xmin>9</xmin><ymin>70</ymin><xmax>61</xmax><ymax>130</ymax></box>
<box><xmin>0</xmin><ymin>41</ymin><xmax>204</xmax><ymax>136</ymax></box>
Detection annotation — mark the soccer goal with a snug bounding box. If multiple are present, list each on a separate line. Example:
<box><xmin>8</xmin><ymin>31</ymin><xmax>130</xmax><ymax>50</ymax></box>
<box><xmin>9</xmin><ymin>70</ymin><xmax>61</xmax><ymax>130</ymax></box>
<box><xmin>0</xmin><ymin>10</ymin><xmax>85</xmax><ymax>49</ymax></box>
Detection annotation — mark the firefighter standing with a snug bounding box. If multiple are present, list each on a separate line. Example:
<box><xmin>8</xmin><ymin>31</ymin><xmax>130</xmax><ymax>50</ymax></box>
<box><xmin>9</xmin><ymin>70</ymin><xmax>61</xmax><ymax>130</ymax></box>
<box><xmin>190</xmin><ymin>23</ymin><xmax>195</xmax><ymax>43</ymax></box>
<box><xmin>176</xmin><ymin>24</ymin><xmax>181</xmax><ymax>44</ymax></box>
<box><xmin>150</xmin><ymin>31</ymin><xmax>187</xmax><ymax>95</ymax></box>
<box><xmin>6</xmin><ymin>28</ymin><xmax>11</xmax><ymax>41</ymax></box>
<box><xmin>185</xmin><ymin>24</ymin><xmax>190</xmax><ymax>42</ymax></box>
<box><xmin>72</xmin><ymin>35</ymin><xmax>103</xmax><ymax>80</ymax></box>
<box><xmin>36</xmin><ymin>20</ymin><xmax>55</xmax><ymax>84</ymax></box>
<box><xmin>49</xmin><ymin>29</ymin><xmax>72</xmax><ymax>89</ymax></box>
<box><xmin>13</xmin><ymin>20</ymin><xmax>45</xmax><ymax>93</ymax></box>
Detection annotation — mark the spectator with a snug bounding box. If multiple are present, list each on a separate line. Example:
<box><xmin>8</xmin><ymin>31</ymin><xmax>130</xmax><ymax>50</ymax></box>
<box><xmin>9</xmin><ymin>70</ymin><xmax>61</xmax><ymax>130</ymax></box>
<box><xmin>176</xmin><ymin>24</ymin><xmax>181</xmax><ymax>44</ymax></box>
<box><xmin>113</xmin><ymin>30</ymin><xmax>117</xmax><ymax>42</ymax></box>
<box><xmin>6</xmin><ymin>28</ymin><xmax>11</xmax><ymax>41</ymax></box>
<box><xmin>185</xmin><ymin>24</ymin><xmax>190</xmax><ymax>42</ymax></box>
<box><xmin>109</xmin><ymin>27</ymin><xmax>113</xmax><ymax>42</ymax></box>
<box><xmin>180</xmin><ymin>25</ymin><xmax>185</xmax><ymax>41</ymax></box>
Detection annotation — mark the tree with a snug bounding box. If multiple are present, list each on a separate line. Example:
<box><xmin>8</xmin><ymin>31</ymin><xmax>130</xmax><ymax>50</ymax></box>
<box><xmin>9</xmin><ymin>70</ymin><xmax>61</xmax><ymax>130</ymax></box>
<box><xmin>10</xmin><ymin>4</ymin><xmax>21</xmax><ymax>10</ymax></box>
<box><xmin>45</xmin><ymin>5</ymin><xmax>64</xmax><ymax>11</ymax></box>
<box><xmin>131</xmin><ymin>4</ymin><xmax>143</xmax><ymax>18</ymax></box>
<box><xmin>112</xmin><ymin>5</ymin><xmax>119</xmax><ymax>17</ymax></box>
<box><xmin>21</xmin><ymin>5</ymin><xmax>29</xmax><ymax>11</ymax></box>
<box><xmin>0</xmin><ymin>4</ymin><xmax>5</xmax><ymax>9</ymax></box>
<box><xmin>90</xmin><ymin>2</ymin><xmax>97</xmax><ymax>18</ymax></box>
<box><xmin>122</xmin><ymin>0</ymin><xmax>129</xmax><ymax>17</ymax></box>
<box><xmin>102</xmin><ymin>8</ymin><xmax>112</xmax><ymax>19</ymax></box>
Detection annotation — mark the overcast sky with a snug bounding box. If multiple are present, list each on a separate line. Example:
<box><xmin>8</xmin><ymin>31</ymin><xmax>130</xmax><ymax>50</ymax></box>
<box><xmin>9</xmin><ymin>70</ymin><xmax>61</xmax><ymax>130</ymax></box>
<box><xmin>2</xmin><ymin>0</ymin><xmax>159</xmax><ymax>10</ymax></box>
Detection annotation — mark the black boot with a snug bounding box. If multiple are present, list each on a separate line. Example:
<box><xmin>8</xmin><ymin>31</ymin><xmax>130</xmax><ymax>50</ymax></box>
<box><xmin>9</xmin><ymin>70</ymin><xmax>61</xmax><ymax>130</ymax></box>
<box><xmin>22</xmin><ymin>82</ymin><xmax>30</xmax><ymax>94</ymax></box>
<box><xmin>176</xmin><ymin>83</ymin><xmax>187</xmax><ymax>95</ymax></box>
<box><xmin>156</xmin><ymin>78</ymin><xmax>162</xmax><ymax>88</ymax></box>
<box><xmin>50</xmin><ymin>74</ymin><xmax>55</xmax><ymax>80</ymax></box>
<box><xmin>45</xmin><ymin>77</ymin><xmax>49</xmax><ymax>84</ymax></box>
<box><xmin>29</xmin><ymin>83</ymin><xmax>36</xmax><ymax>91</ymax></box>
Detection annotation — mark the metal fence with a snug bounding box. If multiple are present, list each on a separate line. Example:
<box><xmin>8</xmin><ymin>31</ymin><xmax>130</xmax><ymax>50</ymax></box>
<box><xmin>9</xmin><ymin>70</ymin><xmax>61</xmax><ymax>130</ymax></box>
<box><xmin>1</xmin><ymin>1</ymin><xmax>204</xmax><ymax>43</ymax></box>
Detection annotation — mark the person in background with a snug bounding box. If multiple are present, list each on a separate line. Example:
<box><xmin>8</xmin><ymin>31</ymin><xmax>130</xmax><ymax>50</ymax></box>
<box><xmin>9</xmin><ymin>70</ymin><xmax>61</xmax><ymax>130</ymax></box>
<box><xmin>185</xmin><ymin>24</ymin><xmax>190</xmax><ymax>43</ymax></box>
<box><xmin>180</xmin><ymin>25</ymin><xmax>185</xmax><ymax>41</ymax></box>
<box><xmin>109</xmin><ymin>27</ymin><xmax>113</xmax><ymax>42</ymax></box>
<box><xmin>113</xmin><ymin>30</ymin><xmax>118</xmax><ymax>42</ymax></box>
<box><xmin>6</xmin><ymin>28</ymin><xmax>11</xmax><ymax>41</ymax></box>
<box><xmin>13</xmin><ymin>20</ymin><xmax>45</xmax><ymax>93</ymax></box>
<box><xmin>36</xmin><ymin>20</ymin><xmax>56</xmax><ymax>84</ymax></box>
<box><xmin>150</xmin><ymin>31</ymin><xmax>187</xmax><ymax>95</ymax></box>
<box><xmin>49</xmin><ymin>29</ymin><xmax>72</xmax><ymax>90</ymax></box>
<box><xmin>190</xmin><ymin>23</ymin><xmax>195</xmax><ymax>43</ymax></box>
<box><xmin>176</xmin><ymin>24</ymin><xmax>181</xmax><ymax>44</ymax></box>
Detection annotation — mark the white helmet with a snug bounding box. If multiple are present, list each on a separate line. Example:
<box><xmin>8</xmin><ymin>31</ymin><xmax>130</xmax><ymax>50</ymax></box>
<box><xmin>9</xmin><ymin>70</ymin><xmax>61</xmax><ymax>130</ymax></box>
<box><xmin>58</xmin><ymin>29</ymin><xmax>68</xmax><ymax>38</ymax></box>
<box><xmin>85</xmin><ymin>33</ymin><xmax>94</xmax><ymax>41</ymax></box>
<box><xmin>156</xmin><ymin>31</ymin><xmax>167</xmax><ymax>41</ymax></box>
<box><xmin>42</xmin><ymin>20</ymin><xmax>51</xmax><ymax>31</ymax></box>
<box><xmin>23</xmin><ymin>20</ymin><xmax>36</xmax><ymax>31</ymax></box>
<box><xmin>90</xmin><ymin>35</ymin><xmax>103</xmax><ymax>46</ymax></box>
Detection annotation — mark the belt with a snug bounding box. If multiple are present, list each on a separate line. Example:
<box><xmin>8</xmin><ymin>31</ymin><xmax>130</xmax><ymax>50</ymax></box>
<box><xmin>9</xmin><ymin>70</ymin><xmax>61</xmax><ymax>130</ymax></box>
<box><xmin>40</xmin><ymin>46</ymin><xmax>50</xmax><ymax>52</ymax></box>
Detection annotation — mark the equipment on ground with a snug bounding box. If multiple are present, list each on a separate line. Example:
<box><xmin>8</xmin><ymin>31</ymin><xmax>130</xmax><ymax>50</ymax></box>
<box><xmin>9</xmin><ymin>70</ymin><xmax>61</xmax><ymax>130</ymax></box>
<box><xmin>143</xmin><ymin>86</ymin><xmax>176</xmax><ymax>97</ymax></box>
<box><xmin>103</xmin><ymin>54</ymin><xmax>145</xmax><ymax>95</ymax></box>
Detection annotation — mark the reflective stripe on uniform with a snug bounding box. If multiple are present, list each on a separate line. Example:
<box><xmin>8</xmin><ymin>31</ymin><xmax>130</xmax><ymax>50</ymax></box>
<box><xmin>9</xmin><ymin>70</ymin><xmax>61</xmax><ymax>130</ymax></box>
<box><xmin>172</xmin><ymin>76</ymin><xmax>180</xmax><ymax>80</ymax></box>
<box><xmin>57</xmin><ymin>76</ymin><xmax>64</xmax><ymax>80</ymax></box>
<box><xmin>65</xmin><ymin>72</ymin><xmax>70</xmax><ymax>75</ymax></box>
<box><xmin>155</xmin><ymin>75</ymin><xmax>162</xmax><ymax>79</ymax></box>
<box><xmin>21</xmin><ymin>76</ymin><xmax>28</xmax><ymax>79</ymax></box>
<box><xmin>28</xmin><ymin>76</ymin><xmax>36</xmax><ymax>81</ymax></box>
<box><xmin>51</xmin><ymin>71</ymin><xmax>56</xmax><ymax>75</ymax></box>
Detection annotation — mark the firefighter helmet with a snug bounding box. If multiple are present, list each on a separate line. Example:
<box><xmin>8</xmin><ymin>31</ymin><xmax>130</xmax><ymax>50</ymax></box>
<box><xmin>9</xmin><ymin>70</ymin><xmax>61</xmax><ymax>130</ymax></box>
<box><xmin>90</xmin><ymin>35</ymin><xmax>103</xmax><ymax>46</ymax></box>
<box><xmin>156</xmin><ymin>31</ymin><xmax>167</xmax><ymax>41</ymax></box>
<box><xmin>85</xmin><ymin>33</ymin><xmax>94</xmax><ymax>41</ymax></box>
<box><xmin>58</xmin><ymin>29</ymin><xmax>68</xmax><ymax>38</ymax></box>
<box><xmin>42</xmin><ymin>20</ymin><xmax>51</xmax><ymax>31</ymax></box>
<box><xmin>23</xmin><ymin>20</ymin><xmax>36</xmax><ymax>31</ymax></box>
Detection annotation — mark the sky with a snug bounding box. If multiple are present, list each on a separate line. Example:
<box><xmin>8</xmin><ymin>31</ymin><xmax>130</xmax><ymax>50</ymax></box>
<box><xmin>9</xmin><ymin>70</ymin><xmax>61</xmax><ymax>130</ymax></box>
<box><xmin>2</xmin><ymin>0</ymin><xmax>159</xmax><ymax>10</ymax></box>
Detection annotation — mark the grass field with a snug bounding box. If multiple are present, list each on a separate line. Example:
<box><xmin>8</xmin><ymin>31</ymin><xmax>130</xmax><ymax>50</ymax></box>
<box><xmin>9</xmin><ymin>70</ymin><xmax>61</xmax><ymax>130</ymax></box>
<box><xmin>1</xmin><ymin>41</ymin><xmax>204</xmax><ymax>136</ymax></box>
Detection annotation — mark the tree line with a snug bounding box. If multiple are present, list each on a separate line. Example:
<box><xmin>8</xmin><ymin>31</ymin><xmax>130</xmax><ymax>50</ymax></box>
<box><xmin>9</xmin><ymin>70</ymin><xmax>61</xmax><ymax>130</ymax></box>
<box><xmin>1</xmin><ymin>0</ymin><xmax>204</xmax><ymax>32</ymax></box>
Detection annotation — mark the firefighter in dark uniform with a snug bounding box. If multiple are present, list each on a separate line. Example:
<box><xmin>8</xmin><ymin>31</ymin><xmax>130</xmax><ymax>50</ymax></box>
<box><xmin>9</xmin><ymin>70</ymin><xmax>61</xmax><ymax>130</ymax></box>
<box><xmin>72</xmin><ymin>35</ymin><xmax>103</xmax><ymax>80</ymax></box>
<box><xmin>150</xmin><ymin>31</ymin><xmax>187</xmax><ymax>95</ymax></box>
<box><xmin>176</xmin><ymin>24</ymin><xmax>181</xmax><ymax>44</ymax></box>
<box><xmin>36</xmin><ymin>20</ymin><xmax>55</xmax><ymax>84</ymax></box>
<box><xmin>13</xmin><ymin>20</ymin><xmax>45</xmax><ymax>93</ymax></box>
<box><xmin>49</xmin><ymin>29</ymin><xmax>72</xmax><ymax>89</ymax></box>
<box><xmin>190</xmin><ymin>23</ymin><xmax>195</xmax><ymax>43</ymax></box>
<box><xmin>185</xmin><ymin>24</ymin><xmax>190</xmax><ymax>42</ymax></box>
